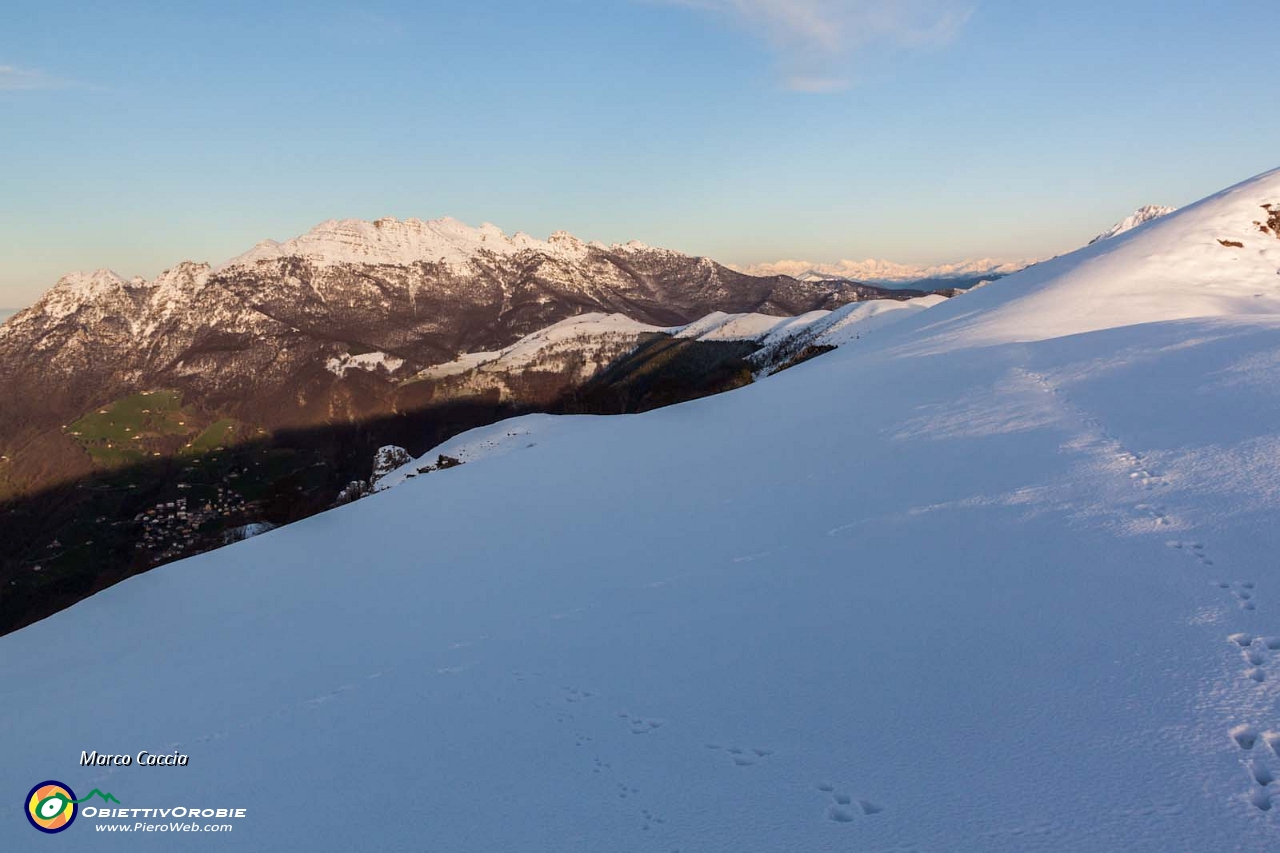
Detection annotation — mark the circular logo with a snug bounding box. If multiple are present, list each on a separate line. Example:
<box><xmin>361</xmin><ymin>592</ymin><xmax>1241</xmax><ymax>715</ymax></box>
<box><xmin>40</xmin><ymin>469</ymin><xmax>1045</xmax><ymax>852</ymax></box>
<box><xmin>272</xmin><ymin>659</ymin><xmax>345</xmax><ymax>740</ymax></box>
<box><xmin>26</xmin><ymin>781</ymin><xmax>77</xmax><ymax>833</ymax></box>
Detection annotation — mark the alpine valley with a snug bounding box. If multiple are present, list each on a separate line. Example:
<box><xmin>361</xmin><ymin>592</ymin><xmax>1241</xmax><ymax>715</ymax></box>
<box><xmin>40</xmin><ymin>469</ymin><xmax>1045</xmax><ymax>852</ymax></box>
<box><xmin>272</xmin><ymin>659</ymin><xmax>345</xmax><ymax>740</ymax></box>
<box><xmin>0</xmin><ymin>218</ymin><xmax>974</xmax><ymax>634</ymax></box>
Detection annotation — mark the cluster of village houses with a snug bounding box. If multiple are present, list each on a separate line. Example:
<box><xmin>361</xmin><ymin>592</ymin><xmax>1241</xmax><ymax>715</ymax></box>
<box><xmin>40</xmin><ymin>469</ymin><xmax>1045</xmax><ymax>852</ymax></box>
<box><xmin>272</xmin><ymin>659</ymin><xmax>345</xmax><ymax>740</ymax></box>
<box><xmin>132</xmin><ymin>485</ymin><xmax>247</xmax><ymax>560</ymax></box>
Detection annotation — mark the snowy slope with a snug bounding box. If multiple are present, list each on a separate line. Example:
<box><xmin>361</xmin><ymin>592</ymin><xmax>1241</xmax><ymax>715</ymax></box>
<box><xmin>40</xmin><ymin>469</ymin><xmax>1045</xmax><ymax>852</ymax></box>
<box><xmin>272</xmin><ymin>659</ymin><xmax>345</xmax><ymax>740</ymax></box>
<box><xmin>4</xmin><ymin>169</ymin><xmax>1280</xmax><ymax>852</ymax></box>
<box><xmin>748</xmin><ymin>294</ymin><xmax>949</xmax><ymax>369</ymax></box>
<box><xmin>902</xmin><ymin>172</ymin><xmax>1280</xmax><ymax>349</ymax></box>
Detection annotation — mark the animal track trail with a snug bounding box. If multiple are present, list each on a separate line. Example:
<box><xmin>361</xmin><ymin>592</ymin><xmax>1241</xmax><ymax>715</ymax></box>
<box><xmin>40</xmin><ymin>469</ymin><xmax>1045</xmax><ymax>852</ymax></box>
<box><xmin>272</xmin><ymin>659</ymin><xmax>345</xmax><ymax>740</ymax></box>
<box><xmin>1228</xmin><ymin>725</ymin><xmax>1280</xmax><ymax>812</ymax></box>
<box><xmin>510</xmin><ymin>677</ymin><xmax>673</xmax><ymax>838</ymax></box>
<box><xmin>814</xmin><ymin>782</ymin><xmax>883</xmax><ymax>823</ymax></box>
<box><xmin>1167</xmin><ymin>539</ymin><xmax>1215</xmax><ymax>566</ymax></box>
<box><xmin>1219</xmin><ymin>588</ymin><xmax>1280</xmax><ymax>813</ymax></box>
<box><xmin>703</xmin><ymin>742</ymin><xmax>774</xmax><ymax>768</ymax></box>
<box><xmin>617</xmin><ymin>710</ymin><xmax>664</xmax><ymax>736</ymax></box>
<box><xmin>1211</xmin><ymin>579</ymin><xmax>1261</xmax><ymax>612</ymax></box>
<box><xmin>1027</xmin><ymin>367</ymin><xmax>1280</xmax><ymax>817</ymax></box>
<box><xmin>605</xmin><ymin>779</ymin><xmax>669</xmax><ymax>834</ymax></box>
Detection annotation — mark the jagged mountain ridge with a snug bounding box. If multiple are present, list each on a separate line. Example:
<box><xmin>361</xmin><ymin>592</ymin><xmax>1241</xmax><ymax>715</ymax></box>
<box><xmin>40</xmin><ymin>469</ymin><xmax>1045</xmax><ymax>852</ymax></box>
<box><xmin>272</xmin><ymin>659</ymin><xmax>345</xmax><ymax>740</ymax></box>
<box><xmin>4</xmin><ymin>219</ymin><xmax>926</xmax><ymax>633</ymax></box>
<box><xmin>0</xmin><ymin>218</ymin><xmax>912</xmax><ymax>464</ymax></box>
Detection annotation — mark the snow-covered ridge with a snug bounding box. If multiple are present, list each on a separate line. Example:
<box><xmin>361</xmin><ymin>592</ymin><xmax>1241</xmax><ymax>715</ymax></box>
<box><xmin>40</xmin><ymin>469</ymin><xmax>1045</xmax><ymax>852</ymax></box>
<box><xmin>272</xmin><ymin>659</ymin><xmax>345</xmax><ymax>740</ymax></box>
<box><xmin>23</xmin><ymin>262</ymin><xmax>213</xmax><ymax>325</ymax></box>
<box><xmin>385</xmin><ymin>296</ymin><xmax>951</xmax><ymax>486</ymax></box>
<box><xmin>410</xmin><ymin>313</ymin><xmax>663</xmax><ymax>383</ymax></box>
<box><xmin>410</xmin><ymin>302</ymin><xmax>948</xmax><ymax>387</ymax></box>
<box><xmin>664</xmin><ymin>298</ymin><xmax>946</xmax><ymax>354</ymax></box>
<box><xmin>666</xmin><ymin>310</ymin><xmax>824</xmax><ymax>342</ymax></box>
<box><xmin>738</xmin><ymin>256</ymin><xmax>1030</xmax><ymax>284</ymax></box>
<box><xmin>899</xmin><ymin>169</ymin><xmax>1280</xmax><ymax>350</ymax></box>
<box><xmin>1089</xmin><ymin>204</ymin><xmax>1177</xmax><ymax>244</ymax></box>
<box><xmin>218</xmin><ymin>217</ymin><xmax>683</xmax><ymax>272</ymax></box>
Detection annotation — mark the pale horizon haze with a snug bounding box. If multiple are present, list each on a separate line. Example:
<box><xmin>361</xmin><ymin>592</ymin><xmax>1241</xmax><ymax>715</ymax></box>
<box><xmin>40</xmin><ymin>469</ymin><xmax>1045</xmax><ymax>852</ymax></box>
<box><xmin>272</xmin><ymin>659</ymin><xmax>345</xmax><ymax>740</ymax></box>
<box><xmin>3</xmin><ymin>0</ymin><xmax>1278</xmax><ymax>309</ymax></box>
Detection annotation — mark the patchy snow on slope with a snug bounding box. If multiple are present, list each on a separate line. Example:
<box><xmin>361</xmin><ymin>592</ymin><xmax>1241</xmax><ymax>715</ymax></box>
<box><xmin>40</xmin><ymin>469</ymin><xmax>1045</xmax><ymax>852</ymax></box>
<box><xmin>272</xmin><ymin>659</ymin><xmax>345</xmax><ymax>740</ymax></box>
<box><xmin>482</xmin><ymin>313</ymin><xmax>659</xmax><ymax>366</ymax></box>
<box><xmin>408</xmin><ymin>313</ymin><xmax>661</xmax><ymax>391</ymax></box>
<box><xmin>5</xmin><ymin>169</ymin><xmax>1280</xmax><ymax>852</ymax></box>
<box><xmin>323</xmin><ymin>350</ymin><xmax>405</xmax><ymax>377</ymax></box>
<box><xmin>746</xmin><ymin>294</ymin><xmax>948</xmax><ymax>370</ymax></box>
<box><xmin>412</xmin><ymin>349</ymin><xmax>502</xmax><ymax>381</ymax></box>
<box><xmin>671</xmin><ymin>310</ymin><xmax>831</xmax><ymax>342</ymax></box>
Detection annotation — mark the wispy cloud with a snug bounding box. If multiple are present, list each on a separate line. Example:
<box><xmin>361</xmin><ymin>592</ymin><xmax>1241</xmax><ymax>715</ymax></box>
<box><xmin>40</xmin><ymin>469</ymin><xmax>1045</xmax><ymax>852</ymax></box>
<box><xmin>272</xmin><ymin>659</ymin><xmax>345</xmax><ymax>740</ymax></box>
<box><xmin>662</xmin><ymin>1</ymin><xmax>972</xmax><ymax>92</ymax></box>
<box><xmin>0</xmin><ymin>64</ymin><xmax>69</xmax><ymax>91</ymax></box>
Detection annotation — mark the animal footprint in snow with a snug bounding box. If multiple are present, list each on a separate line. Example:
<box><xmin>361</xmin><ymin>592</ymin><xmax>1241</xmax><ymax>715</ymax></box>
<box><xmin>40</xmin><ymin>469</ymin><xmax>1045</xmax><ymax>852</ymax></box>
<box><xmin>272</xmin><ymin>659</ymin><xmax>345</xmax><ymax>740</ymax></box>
<box><xmin>715</xmin><ymin>745</ymin><xmax>772</xmax><ymax>767</ymax></box>
<box><xmin>818</xmin><ymin>783</ymin><xmax>882</xmax><ymax>821</ymax></box>
<box><xmin>561</xmin><ymin>686</ymin><xmax>595</xmax><ymax>704</ymax></box>
<box><xmin>617</xmin><ymin>712</ymin><xmax>663</xmax><ymax>735</ymax></box>
<box><xmin>1243</xmin><ymin>646</ymin><xmax>1267</xmax><ymax>666</ymax></box>
<box><xmin>1231</xmin><ymin>725</ymin><xmax>1259</xmax><ymax>750</ymax></box>
<box><xmin>1229</xmin><ymin>583</ymin><xmax>1258</xmax><ymax>610</ymax></box>
<box><xmin>1249</xmin><ymin>763</ymin><xmax>1275</xmax><ymax>786</ymax></box>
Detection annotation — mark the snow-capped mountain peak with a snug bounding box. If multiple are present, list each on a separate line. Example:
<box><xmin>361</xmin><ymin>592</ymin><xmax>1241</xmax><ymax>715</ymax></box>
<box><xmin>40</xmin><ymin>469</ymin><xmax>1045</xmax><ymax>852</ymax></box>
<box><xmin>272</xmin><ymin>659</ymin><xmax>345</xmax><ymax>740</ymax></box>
<box><xmin>37</xmin><ymin>269</ymin><xmax>131</xmax><ymax>319</ymax></box>
<box><xmin>217</xmin><ymin>217</ymin><xmax>679</xmax><ymax>272</ymax></box>
<box><xmin>220</xmin><ymin>216</ymin><xmax>527</xmax><ymax>270</ymax></box>
<box><xmin>1089</xmin><ymin>204</ymin><xmax>1177</xmax><ymax>244</ymax></box>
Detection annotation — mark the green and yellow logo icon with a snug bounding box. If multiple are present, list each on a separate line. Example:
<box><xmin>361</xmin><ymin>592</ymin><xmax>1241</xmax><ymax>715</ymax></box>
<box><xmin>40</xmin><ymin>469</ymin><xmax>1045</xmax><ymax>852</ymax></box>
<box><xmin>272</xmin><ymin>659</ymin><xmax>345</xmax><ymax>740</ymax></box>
<box><xmin>25</xmin><ymin>782</ymin><xmax>119</xmax><ymax>833</ymax></box>
<box><xmin>26</xmin><ymin>781</ymin><xmax>76</xmax><ymax>833</ymax></box>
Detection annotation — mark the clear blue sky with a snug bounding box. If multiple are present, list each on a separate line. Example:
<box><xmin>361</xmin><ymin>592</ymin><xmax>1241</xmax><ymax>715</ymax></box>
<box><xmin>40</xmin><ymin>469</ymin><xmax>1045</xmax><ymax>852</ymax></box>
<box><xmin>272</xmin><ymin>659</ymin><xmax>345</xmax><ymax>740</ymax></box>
<box><xmin>2</xmin><ymin>0</ymin><xmax>1277</xmax><ymax>307</ymax></box>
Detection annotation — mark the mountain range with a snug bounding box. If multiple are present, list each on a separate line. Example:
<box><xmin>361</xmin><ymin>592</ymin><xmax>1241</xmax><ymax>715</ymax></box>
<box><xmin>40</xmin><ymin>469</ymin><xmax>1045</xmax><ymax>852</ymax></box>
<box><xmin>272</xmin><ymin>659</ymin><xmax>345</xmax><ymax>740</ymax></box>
<box><xmin>738</xmin><ymin>256</ymin><xmax>1029</xmax><ymax>287</ymax></box>
<box><xmin>0</xmin><ymin>201</ymin><xmax>1190</xmax><ymax>634</ymax></box>
<box><xmin>0</xmin><ymin>220</ymin><xmax>944</xmax><ymax>633</ymax></box>
<box><xmin>0</xmin><ymin>218</ymin><xmax>914</xmax><ymax>471</ymax></box>
<box><xmin>4</xmin><ymin>168</ymin><xmax>1277</xmax><ymax>851</ymax></box>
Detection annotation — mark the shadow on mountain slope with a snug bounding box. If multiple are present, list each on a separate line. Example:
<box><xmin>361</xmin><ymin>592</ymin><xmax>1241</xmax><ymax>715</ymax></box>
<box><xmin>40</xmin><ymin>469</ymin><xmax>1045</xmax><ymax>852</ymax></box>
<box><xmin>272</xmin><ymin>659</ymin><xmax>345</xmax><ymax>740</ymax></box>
<box><xmin>0</xmin><ymin>338</ymin><xmax>767</xmax><ymax>636</ymax></box>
